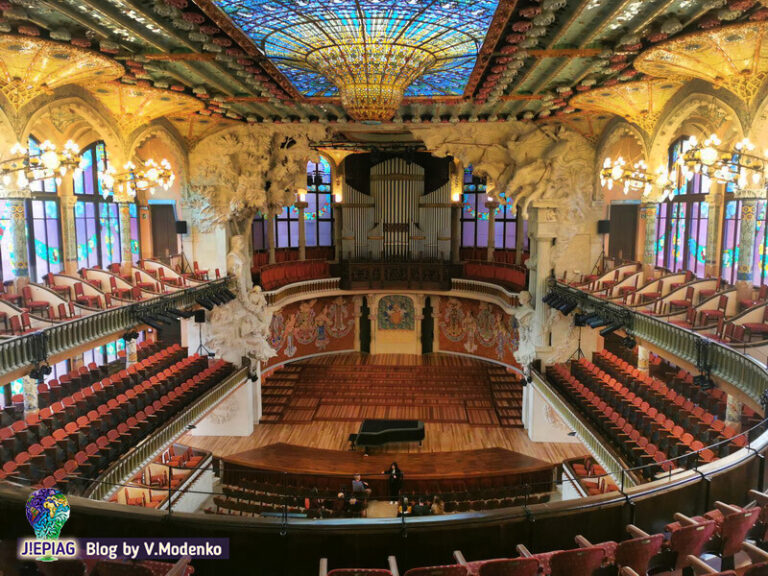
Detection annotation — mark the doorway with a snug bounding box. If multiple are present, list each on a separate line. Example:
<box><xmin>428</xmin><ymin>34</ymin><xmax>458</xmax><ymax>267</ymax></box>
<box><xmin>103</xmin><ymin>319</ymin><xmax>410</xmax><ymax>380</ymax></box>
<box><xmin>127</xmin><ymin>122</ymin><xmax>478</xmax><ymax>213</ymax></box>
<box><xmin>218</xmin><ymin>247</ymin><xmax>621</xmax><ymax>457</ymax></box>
<box><xmin>421</xmin><ymin>297</ymin><xmax>434</xmax><ymax>354</ymax></box>
<box><xmin>150</xmin><ymin>204</ymin><xmax>177</xmax><ymax>260</ymax></box>
<box><xmin>359</xmin><ymin>297</ymin><xmax>371</xmax><ymax>354</ymax></box>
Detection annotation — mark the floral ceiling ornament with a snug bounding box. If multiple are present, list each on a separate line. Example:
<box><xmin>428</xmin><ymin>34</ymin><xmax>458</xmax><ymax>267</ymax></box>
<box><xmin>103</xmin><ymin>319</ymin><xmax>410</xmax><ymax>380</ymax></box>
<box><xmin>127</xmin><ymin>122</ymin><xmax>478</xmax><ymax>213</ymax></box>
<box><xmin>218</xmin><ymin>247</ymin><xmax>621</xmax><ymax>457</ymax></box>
<box><xmin>635</xmin><ymin>21</ymin><xmax>768</xmax><ymax>108</ymax></box>
<box><xmin>570</xmin><ymin>78</ymin><xmax>685</xmax><ymax>135</ymax></box>
<box><xmin>88</xmin><ymin>81</ymin><xmax>204</xmax><ymax>140</ymax></box>
<box><xmin>0</xmin><ymin>34</ymin><xmax>123</xmax><ymax>112</ymax></box>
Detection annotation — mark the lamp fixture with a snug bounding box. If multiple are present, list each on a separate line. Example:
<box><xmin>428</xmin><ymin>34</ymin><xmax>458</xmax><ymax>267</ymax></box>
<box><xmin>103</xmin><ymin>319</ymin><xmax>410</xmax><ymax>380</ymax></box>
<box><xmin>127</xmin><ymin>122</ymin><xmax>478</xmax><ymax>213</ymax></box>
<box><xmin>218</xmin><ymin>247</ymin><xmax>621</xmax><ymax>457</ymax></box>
<box><xmin>99</xmin><ymin>158</ymin><xmax>175</xmax><ymax>200</ymax></box>
<box><xmin>1</xmin><ymin>140</ymin><xmax>82</xmax><ymax>192</ymax></box>
<box><xmin>600</xmin><ymin>156</ymin><xmax>653</xmax><ymax>195</ymax></box>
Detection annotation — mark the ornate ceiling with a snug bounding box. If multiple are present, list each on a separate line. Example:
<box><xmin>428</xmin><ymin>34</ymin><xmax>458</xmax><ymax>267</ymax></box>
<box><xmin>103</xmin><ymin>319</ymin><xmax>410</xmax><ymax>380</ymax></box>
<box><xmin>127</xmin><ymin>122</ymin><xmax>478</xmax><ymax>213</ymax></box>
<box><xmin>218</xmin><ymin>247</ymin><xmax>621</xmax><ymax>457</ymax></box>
<box><xmin>7</xmin><ymin>0</ymin><xmax>768</xmax><ymax>131</ymax></box>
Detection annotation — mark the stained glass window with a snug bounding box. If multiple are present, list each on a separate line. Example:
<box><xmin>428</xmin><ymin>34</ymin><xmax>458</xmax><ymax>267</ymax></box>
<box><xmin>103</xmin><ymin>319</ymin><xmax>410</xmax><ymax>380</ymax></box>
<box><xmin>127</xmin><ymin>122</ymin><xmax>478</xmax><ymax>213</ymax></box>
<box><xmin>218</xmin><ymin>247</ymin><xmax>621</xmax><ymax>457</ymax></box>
<box><xmin>655</xmin><ymin>137</ymin><xmax>710</xmax><ymax>274</ymax></box>
<box><xmin>28</xmin><ymin>136</ymin><xmax>57</xmax><ymax>194</ymax></box>
<box><xmin>721</xmin><ymin>199</ymin><xmax>742</xmax><ymax>285</ymax></box>
<box><xmin>214</xmin><ymin>0</ymin><xmax>499</xmax><ymax>97</ymax></box>
<box><xmin>253</xmin><ymin>158</ymin><xmax>334</xmax><ymax>250</ymax></box>
<box><xmin>0</xmin><ymin>200</ymin><xmax>17</xmax><ymax>282</ymax></box>
<box><xmin>75</xmin><ymin>201</ymin><xmax>99</xmax><ymax>269</ymax></box>
<box><xmin>28</xmin><ymin>199</ymin><xmax>62</xmax><ymax>282</ymax></box>
<box><xmin>74</xmin><ymin>141</ymin><xmax>107</xmax><ymax>196</ymax></box>
<box><xmin>129</xmin><ymin>203</ymin><xmax>141</xmax><ymax>262</ymax></box>
<box><xmin>460</xmin><ymin>166</ymin><xmax>528</xmax><ymax>252</ymax></box>
<box><xmin>99</xmin><ymin>202</ymin><xmax>121</xmax><ymax>266</ymax></box>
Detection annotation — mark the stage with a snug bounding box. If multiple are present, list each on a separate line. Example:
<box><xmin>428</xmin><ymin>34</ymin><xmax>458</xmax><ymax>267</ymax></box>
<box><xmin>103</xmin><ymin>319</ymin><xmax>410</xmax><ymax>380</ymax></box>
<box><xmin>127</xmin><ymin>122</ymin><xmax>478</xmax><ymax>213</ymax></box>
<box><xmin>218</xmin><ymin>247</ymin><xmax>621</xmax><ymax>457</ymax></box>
<box><xmin>221</xmin><ymin>443</ymin><xmax>558</xmax><ymax>495</ymax></box>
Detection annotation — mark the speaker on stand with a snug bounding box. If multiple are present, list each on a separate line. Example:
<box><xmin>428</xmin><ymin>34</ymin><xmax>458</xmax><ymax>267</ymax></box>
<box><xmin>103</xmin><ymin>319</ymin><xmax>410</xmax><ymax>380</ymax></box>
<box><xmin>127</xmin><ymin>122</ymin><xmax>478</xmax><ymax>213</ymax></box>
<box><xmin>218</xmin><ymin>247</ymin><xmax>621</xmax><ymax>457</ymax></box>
<box><xmin>592</xmin><ymin>219</ymin><xmax>610</xmax><ymax>276</ymax></box>
<box><xmin>176</xmin><ymin>220</ymin><xmax>189</xmax><ymax>275</ymax></box>
<box><xmin>194</xmin><ymin>308</ymin><xmax>212</xmax><ymax>356</ymax></box>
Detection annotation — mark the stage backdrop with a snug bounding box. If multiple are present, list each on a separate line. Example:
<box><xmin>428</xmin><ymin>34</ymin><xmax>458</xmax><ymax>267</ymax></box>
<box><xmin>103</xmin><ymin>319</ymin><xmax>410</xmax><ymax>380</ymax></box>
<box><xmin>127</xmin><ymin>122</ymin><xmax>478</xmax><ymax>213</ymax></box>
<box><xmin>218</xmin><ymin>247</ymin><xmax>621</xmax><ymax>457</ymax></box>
<box><xmin>436</xmin><ymin>296</ymin><xmax>520</xmax><ymax>368</ymax></box>
<box><xmin>266</xmin><ymin>295</ymin><xmax>356</xmax><ymax>368</ymax></box>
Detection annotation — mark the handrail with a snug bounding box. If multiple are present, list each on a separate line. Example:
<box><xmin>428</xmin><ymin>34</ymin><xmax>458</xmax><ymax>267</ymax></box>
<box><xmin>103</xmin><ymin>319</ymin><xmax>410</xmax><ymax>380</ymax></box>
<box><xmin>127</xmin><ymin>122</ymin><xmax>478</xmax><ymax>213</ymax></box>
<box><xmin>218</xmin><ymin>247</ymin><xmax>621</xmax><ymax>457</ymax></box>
<box><xmin>550</xmin><ymin>282</ymin><xmax>768</xmax><ymax>407</ymax></box>
<box><xmin>263</xmin><ymin>277</ymin><xmax>341</xmax><ymax>307</ymax></box>
<box><xmin>87</xmin><ymin>366</ymin><xmax>248</xmax><ymax>501</ymax></box>
<box><xmin>0</xmin><ymin>278</ymin><xmax>234</xmax><ymax>380</ymax></box>
<box><xmin>530</xmin><ymin>371</ymin><xmax>636</xmax><ymax>488</ymax></box>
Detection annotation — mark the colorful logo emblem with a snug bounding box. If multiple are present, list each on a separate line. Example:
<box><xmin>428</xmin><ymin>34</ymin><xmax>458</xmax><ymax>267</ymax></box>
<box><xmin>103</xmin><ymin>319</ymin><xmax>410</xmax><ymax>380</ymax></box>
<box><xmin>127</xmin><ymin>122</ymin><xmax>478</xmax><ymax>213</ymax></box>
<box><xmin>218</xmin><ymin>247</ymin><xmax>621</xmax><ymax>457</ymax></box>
<box><xmin>22</xmin><ymin>488</ymin><xmax>73</xmax><ymax>562</ymax></box>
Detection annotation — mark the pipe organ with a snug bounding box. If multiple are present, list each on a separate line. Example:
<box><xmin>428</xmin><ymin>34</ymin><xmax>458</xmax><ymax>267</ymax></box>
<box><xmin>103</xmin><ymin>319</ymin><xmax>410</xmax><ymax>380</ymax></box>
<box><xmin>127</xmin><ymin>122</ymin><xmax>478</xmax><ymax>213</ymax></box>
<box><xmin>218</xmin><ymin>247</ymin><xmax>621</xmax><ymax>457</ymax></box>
<box><xmin>342</xmin><ymin>157</ymin><xmax>451</xmax><ymax>261</ymax></box>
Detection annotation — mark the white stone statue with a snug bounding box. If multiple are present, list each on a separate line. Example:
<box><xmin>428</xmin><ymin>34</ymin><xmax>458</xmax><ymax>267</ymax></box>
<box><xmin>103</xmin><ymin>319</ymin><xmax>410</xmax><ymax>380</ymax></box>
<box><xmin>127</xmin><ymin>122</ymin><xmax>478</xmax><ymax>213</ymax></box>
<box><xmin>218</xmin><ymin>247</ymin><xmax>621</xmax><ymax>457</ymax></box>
<box><xmin>513</xmin><ymin>290</ymin><xmax>536</xmax><ymax>368</ymax></box>
<box><xmin>227</xmin><ymin>234</ymin><xmax>251</xmax><ymax>297</ymax></box>
<box><xmin>206</xmin><ymin>285</ymin><xmax>276</xmax><ymax>366</ymax></box>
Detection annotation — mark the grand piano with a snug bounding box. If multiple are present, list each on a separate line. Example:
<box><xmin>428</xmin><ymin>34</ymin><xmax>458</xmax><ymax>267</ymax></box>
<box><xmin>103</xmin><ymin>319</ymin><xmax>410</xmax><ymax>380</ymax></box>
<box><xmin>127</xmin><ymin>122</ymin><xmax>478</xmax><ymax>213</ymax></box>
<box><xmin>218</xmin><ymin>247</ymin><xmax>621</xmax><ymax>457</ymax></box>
<box><xmin>350</xmin><ymin>419</ymin><xmax>425</xmax><ymax>449</ymax></box>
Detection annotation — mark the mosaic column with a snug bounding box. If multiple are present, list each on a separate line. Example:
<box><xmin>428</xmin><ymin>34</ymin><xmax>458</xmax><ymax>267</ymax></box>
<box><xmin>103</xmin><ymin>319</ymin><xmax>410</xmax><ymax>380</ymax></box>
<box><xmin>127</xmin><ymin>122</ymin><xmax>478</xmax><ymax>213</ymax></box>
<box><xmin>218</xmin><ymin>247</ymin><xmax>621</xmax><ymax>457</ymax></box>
<box><xmin>637</xmin><ymin>345</ymin><xmax>650</xmax><ymax>375</ymax></box>
<box><xmin>7</xmin><ymin>199</ymin><xmax>28</xmax><ymax>279</ymax></box>
<box><xmin>57</xmin><ymin>178</ymin><xmax>79</xmax><ymax>275</ymax></box>
<box><xmin>125</xmin><ymin>337</ymin><xmax>138</xmax><ymax>368</ymax></box>
<box><xmin>22</xmin><ymin>375</ymin><xmax>38</xmax><ymax>417</ymax></box>
<box><xmin>296</xmin><ymin>200</ymin><xmax>308</xmax><ymax>261</ymax></box>
<box><xmin>725</xmin><ymin>394</ymin><xmax>743</xmax><ymax>431</ymax></box>
<box><xmin>640</xmin><ymin>203</ymin><xmax>657</xmax><ymax>268</ymax></box>
<box><xmin>118</xmin><ymin>202</ymin><xmax>133</xmax><ymax>270</ymax></box>
<box><xmin>266</xmin><ymin>213</ymin><xmax>276</xmax><ymax>265</ymax></box>
<box><xmin>737</xmin><ymin>199</ymin><xmax>758</xmax><ymax>285</ymax></box>
<box><xmin>486</xmin><ymin>200</ymin><xmax>499</xmax><ymax>262</ymax></box>
<box><xmin>704</xmin><ymin>188</ymin><xmax>724</xmax><ymax>278</ymax></box>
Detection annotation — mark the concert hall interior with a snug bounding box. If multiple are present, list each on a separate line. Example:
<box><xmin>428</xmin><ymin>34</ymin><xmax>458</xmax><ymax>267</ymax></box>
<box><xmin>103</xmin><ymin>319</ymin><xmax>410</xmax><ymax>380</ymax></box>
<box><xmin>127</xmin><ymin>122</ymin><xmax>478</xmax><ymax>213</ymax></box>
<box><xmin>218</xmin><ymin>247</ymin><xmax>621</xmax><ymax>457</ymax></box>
<box><xmin>5</xmin><ymin>1</ymin><xmax>768</xmax><ymax>575</ymax></box>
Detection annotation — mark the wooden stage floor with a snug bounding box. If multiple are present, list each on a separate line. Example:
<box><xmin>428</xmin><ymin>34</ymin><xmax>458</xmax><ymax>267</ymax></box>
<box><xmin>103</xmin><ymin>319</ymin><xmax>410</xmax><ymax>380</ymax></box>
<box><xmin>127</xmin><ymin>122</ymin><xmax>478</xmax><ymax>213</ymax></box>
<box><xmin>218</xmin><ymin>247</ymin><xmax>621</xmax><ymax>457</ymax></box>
<box><xmin>224</xmin><ymin>443</ymin><xmax>553</xmax><ymax>480</ymax></box>
<box><xmin>179</xmin><ymin>355</ymin><xmax>587</xmax><ymax>466</ymax></box>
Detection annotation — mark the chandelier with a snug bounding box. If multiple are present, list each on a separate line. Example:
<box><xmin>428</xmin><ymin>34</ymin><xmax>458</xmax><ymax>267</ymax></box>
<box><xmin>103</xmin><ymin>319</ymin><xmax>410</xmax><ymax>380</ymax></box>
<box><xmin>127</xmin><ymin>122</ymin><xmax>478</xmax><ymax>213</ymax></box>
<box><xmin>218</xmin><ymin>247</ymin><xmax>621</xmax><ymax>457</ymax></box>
<box><xmin>657</xmin><ymin>135</ymin><xmax>768</xmax><ymax>200</ymax></box>
<box><xmin>600</xmin><ymin>157</ymin><xmax>653</xmax><ymax>195</ymax></box>
<box><xmin>99</xmin><ymin>159</ymin><xmax>175</xmax><ymax>200</ymax></box>
<box><xmin>1</xmin><ymin>140</ymin><xmax>82</xmax><ymax>191</ymax></box>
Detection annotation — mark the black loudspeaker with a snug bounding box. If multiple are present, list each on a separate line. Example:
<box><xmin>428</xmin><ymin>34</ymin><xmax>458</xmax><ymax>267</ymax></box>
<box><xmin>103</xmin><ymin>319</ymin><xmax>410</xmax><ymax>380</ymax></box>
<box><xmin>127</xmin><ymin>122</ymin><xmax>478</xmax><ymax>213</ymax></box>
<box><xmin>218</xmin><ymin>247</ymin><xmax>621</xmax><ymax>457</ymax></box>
<box><xmin>193</xmin><ymin>309</ymin><xmax>206</xmax><ymax>323</ymax></box>
<box><xmin>597</xmin><ymin>220</ymin><xmax>611</xmax><ymax>235</ymax></box>
<box><xmin>175</xmin><ymin>221</ymin><xmax>188</xmax><ymax>235</ymax></box>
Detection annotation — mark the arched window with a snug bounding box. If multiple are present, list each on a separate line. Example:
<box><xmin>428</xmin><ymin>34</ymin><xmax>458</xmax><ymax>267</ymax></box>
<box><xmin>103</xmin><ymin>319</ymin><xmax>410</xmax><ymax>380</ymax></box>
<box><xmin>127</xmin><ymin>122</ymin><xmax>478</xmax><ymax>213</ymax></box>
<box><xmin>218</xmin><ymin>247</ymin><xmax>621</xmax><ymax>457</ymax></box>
<box><xmin>460</xmin><ymin>166</ymin><xmax>528</xmax><ymax>251</ymax></box>
<box><xmin>0</xmin><ymin>135</ymin><xmax>63</xmax><ymax>283</ymax></box>
<box><xmin>72</xmin><ymin>141</ymin><xmax>140</xmax><ymax>269</ymax></box>
<box><xmin>654</xmin><ymin>137</ymin><xmax>709</xmax><ymax>276</ymax></box>
<box><xmin>253</xmin><ymin>158</ymin><xmax>334</xmax><ymax>250</ymax></box>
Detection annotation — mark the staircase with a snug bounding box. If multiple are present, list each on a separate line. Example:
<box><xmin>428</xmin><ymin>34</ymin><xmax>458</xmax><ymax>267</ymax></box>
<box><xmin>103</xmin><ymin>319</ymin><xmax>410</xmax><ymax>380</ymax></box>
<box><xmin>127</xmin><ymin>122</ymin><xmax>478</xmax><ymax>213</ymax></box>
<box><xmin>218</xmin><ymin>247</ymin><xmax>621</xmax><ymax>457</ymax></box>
<box><xmin>488</xmin><ymin>367</ymin><xmax>524</xmax><ymax>427</ymax></box>
<box><xmin>260</xmin><ymin>364</ymin><xmax>302</xmax><ymax>423</ymax></box>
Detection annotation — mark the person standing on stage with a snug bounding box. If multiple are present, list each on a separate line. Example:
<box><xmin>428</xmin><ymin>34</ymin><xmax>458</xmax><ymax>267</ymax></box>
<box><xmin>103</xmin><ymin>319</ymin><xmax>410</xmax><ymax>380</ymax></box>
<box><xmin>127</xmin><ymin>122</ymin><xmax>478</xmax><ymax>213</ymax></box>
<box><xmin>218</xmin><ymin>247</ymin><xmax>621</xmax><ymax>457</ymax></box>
<box><xmin>383</xmin><ymin>462</ymin><xmax>403</xmax><ymax>504</ymax></box>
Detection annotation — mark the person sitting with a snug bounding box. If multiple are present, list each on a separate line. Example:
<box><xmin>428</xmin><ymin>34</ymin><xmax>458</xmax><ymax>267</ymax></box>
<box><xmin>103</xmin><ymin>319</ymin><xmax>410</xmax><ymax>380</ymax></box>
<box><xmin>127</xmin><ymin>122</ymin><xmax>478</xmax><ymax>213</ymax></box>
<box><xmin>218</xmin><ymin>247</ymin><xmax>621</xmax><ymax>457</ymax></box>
<box><xmin>431</xmin><ymin>495</ymin><xmax>445</xmax><ymax>515</ymax></box>
<box><xmin>332</xmin><ymin>491</ymin><xmax>347</xmax><ymax>518</ymax></box>
<box><xmin>398</xmin><ymin>497</ymin><xmax>412</xmax><ymax>517</ymax></box>
<box><xmin>351</xmin><ymin>473</ymin><xmax>371</xmax><ymax>498</ymax></box>
<box><xmin>411</xmin><ymin>497</ymin><xmax>430</xmax><ymax>516</ymax></box>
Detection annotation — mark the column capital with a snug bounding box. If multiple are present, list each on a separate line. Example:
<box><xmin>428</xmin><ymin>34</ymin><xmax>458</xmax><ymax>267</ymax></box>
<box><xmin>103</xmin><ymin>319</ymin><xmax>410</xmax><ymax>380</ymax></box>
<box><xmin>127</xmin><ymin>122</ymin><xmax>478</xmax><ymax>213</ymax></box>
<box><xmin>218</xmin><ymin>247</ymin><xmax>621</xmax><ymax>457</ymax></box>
<box><xmin>485</xmin><ymin>199</ymin><xmax>500</xmax><ymax>210</ymax></box>
<box><xmin>295</xmin><ymin>200</ymin><xmax>308</xmax><ymax>210</ymax></box>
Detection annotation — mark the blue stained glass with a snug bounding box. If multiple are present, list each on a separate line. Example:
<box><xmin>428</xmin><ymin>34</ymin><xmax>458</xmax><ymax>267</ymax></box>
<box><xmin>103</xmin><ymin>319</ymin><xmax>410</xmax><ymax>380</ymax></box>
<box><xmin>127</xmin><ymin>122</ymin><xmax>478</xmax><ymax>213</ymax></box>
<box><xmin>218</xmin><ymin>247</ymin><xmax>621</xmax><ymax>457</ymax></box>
<box><xmin>213</xmin><ymin>0</ymin><xmax>500</xmax><ymax>97</ymax></box>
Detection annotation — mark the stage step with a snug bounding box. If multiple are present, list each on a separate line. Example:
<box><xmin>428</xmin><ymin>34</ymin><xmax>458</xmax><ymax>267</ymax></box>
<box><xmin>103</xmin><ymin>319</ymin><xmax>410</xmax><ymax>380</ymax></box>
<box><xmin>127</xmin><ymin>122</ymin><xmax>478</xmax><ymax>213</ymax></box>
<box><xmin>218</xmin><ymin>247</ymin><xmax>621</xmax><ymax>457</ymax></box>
<box><xmin>489</xmin><ymin>368</ymin><xmax>524</xmax><ymax>428</ymax></box>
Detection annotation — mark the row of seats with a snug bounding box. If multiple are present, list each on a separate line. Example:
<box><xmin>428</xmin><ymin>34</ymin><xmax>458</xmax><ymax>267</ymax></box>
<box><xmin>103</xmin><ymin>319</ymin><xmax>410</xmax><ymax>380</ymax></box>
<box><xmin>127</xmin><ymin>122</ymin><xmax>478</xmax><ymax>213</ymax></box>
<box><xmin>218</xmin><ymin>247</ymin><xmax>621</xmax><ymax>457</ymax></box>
<box><xmin>459</xmin><ymin>248</ymin><xmax>529</xmax><ymax>265</ymax></box>
<box><xmin>251</xmin><ymin>246</ymin><xmax>334</xmax><ymax>272</ymax></box>
<box><xmin>321</xmin><ymin>490</ymin><xmax>768</xmax><ymax>576</ymax></box>
<box><xmin>463</xmin><ymin>261</ymin><xmax>526</xmax><ymax>290</ymax></box>
<box><xmin>590</xmin><ymin>351</ymin><xmax>740</xmax><ymax>452</ymax></box>
<box><xmin>259</xmin><ymin>259</ymin><xmax>331</xmax><ymax>291</ymax></box>
<box><xmin>0</xmin><ymin>343</ymin><xmax>235</xmax><ymax>492</ymax></box>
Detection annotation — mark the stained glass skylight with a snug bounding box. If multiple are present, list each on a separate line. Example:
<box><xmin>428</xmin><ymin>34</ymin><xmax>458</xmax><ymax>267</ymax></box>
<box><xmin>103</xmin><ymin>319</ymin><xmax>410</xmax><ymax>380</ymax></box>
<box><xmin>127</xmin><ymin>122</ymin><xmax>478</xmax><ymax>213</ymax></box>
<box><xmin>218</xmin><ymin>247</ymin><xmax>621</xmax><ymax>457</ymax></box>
<box><xmin>213</xmin><ymin>0</ymin><xmax>499</xmax><ymax>119</ymax></box>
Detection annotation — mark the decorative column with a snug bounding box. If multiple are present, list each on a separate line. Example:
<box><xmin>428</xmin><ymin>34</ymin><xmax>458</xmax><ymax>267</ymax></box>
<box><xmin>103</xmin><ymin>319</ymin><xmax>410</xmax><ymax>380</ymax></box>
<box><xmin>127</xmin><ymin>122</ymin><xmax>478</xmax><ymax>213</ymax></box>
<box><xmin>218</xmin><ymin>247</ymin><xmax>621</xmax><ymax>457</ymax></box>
<box><xmin>705</xmin><ymin>186</ymin><xmax>725</xmax><ymax>278</ymax></box>
<box><xmin>117</xmin><ymin>198</ymin><xmax>133</xmax><ymax>271</ymax></box>
<box><xmin>296</xmin><ymin>199</ymin><xmax>308</xmax><ymax>261</ymax></box>
<box><xmin>640</xmin><ymin>203</ymin><xmax>657</xmax><ymax>274</ymax></box>
<box><xmin>22</xmin><ymin>374</ymin><xmax>38</xmax><ymax>417</ymax></box>
<box><xmin>528</xmin><ymin>203</ymin><xmax>558</xmax><ymax>347</ymax></box>
<box><xmin>486</xmin><ymin>199</ymin><xmax>499</xmax><ymax>262</ymax></box>
<box><xmin>515</xmin><ymin>205</ymin><xmax>525</xmax><ymax>265</ymax></box>
<box><xmin>7</xmin><ymin>199</ymin><xmax>28</xmax><ymax>280</ymax></box>
<box><xmin>637</xmin><ymin>345</ymin><xmax>650</xmax><ymax>375</ymax></box>
<box><xmin>725</xmin><ymin>394</ymin><xmax>743</xmax><ymax>431</ymax></box>
<box><xmin>266</xmin><ymin>213</ymin><xmax>276</xmax><ymax>265</ymax></box>
<box><xmin>124</xmin><ymin>332</ymin><xmax>139</xmax><ymax>368</ymax></box>
<box><xmin>737</xmin><ymin>199</ymin><xmax>758</xmax><ymax>293</ymax></box>
<box><xmin>57</xmin><ymin>176</ymin><xmax>79</xmax><ymax>275</ymax></box>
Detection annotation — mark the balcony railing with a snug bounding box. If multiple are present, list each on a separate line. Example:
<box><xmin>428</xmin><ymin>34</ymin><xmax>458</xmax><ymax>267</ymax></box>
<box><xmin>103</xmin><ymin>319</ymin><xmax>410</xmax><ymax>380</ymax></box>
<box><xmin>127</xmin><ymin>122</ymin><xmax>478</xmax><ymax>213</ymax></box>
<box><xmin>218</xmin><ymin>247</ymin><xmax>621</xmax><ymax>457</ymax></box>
<box><xmin>550</xmin><ymin>282</ymin><xmax>768</xmax><ymax>407</ymax></box>
<box><xmin>0</xmin><ymin>278</ymin><xmax>233</xmax><ymax>380</ymax></box>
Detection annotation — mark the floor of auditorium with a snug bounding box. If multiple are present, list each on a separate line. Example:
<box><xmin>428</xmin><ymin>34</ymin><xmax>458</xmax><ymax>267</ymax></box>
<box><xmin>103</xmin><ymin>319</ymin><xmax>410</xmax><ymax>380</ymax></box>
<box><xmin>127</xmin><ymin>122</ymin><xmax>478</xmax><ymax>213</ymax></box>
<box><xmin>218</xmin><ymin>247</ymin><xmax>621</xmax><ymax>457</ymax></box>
<box><xmin>178</xmin><ymin>354</ymin><xmax>588</xmax><ymax>465</ymax></box>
